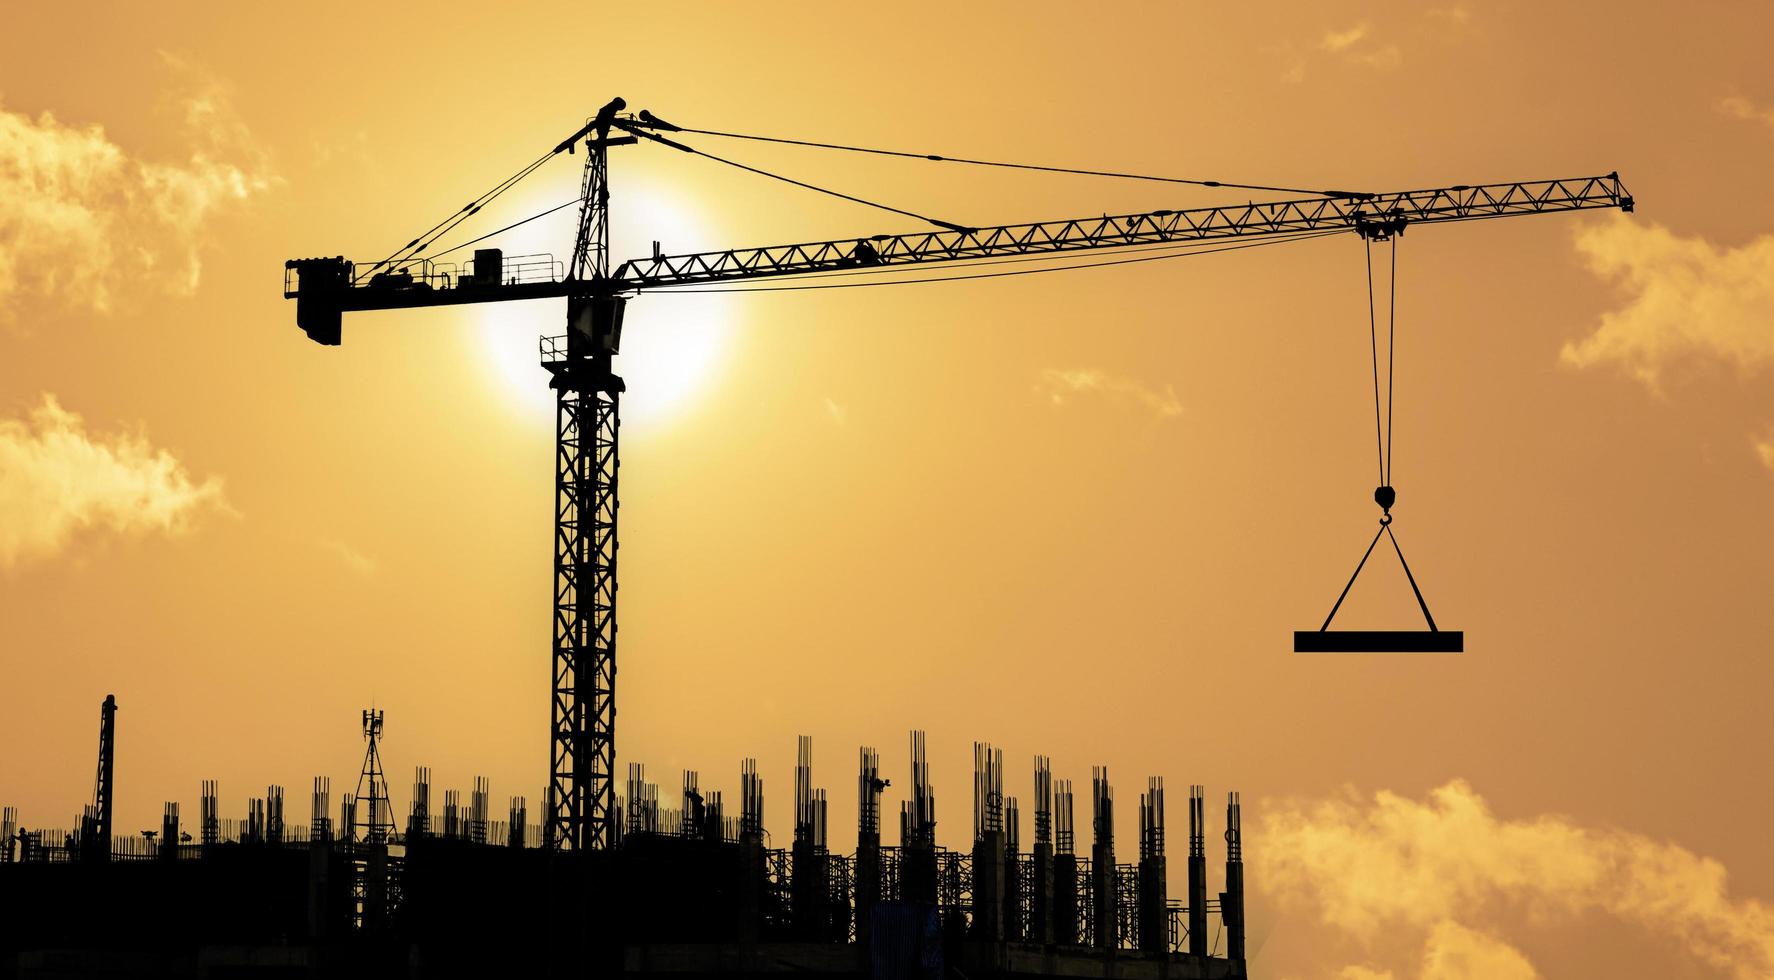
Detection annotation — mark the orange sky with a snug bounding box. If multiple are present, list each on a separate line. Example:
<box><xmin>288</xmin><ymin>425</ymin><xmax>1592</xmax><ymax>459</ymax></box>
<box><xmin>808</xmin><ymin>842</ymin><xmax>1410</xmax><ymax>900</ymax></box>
<box><xmin>4</xmin><ymin>3</ymin><xmax>1774</xmax><ymax>977</ymax></box>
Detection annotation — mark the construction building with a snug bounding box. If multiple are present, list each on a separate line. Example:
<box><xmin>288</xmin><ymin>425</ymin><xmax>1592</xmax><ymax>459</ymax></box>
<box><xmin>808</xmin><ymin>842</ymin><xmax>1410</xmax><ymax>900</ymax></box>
<box><xmin>1</xmin><ymin>698</ymin><xmax>1246</xmax><ymax>979</ymax></box>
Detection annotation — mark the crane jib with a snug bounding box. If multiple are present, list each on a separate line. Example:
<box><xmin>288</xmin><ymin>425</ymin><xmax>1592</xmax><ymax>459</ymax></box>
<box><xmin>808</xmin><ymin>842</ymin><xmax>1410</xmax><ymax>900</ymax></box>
<box><xmin>282</xmin><ymin>174</ymin><xmax>1629</xmax><ymax>342</ymax></box>
<box><xmin>618</xmin><ymin>174</ymin><xmax>1632</xmax><ymax>288</ymax></box>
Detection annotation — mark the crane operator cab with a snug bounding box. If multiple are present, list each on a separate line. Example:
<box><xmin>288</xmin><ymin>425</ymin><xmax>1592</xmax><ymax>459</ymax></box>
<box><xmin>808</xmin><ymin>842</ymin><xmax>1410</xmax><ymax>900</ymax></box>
<box><xmin>567</xmin><ymin>294</ymin><xmax>626</xmax><ymax>358</ymax></box>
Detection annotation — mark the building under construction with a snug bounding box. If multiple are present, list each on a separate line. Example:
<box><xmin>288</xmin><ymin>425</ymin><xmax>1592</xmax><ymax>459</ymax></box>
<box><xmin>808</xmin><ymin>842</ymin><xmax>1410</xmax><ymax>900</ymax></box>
<box><xmin>1</xmin><ymin>697</ymin><xmax>1248</xmax><ymax>979</ymax></box>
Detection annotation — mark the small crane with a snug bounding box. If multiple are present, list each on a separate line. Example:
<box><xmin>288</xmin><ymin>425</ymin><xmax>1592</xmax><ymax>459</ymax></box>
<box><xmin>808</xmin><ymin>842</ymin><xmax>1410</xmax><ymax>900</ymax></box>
<box><xmin>284</xmin><ymin>97</ymin><xmax>1632</xmax><ymax>853</ymax></box>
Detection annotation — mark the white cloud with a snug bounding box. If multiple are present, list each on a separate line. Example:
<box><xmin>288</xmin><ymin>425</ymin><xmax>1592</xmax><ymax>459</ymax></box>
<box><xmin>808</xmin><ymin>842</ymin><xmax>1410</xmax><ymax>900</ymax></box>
<box><xmin>319</xmin><ymin>538</ymin><xmax>376</xmax><ymax>576</ymax></box>
<box><xmin>1260</xmin><ymin>780</ymin><xmax>1774</xmax><ymax>980</ymax></box>
<box><xmin>1418</xmin><ymin>922</ymin><xmax>1539</xmax><ymax>980</ymax></box>
<box><xmin>1427</xmin><ymin>7</ymin><xmax>1473</xmax><ymax>28</ymax></box>
<box><xmin>1755</xmin><ymin>431</ymin><xmax>1774</xmax><ymax>472</ymax></box>
<box><xmin>1319</xmin><ymin>24</ymin><xmax>1400</xmax><ymax>69</ymax></box>
<box><xmin>1325</xmin><ymin>923</ymin><xmax>1541</xmax><ymax>980</ymax></box>
<box><xmin>0</xmin><ymin>395</ymin><xmax>227</xmax><ymax>567</ymax></box>
<box><xmin>0</xmin><ymin>55</ymin><xmax>270</xmax><ymax>321</ymax></box>
<box><xmin>1719</xmin><ymin>95</ymin><xmax>1774</xmax><ymax>129</ymax></box>
<box><xmin>1321</xmin><ymin>25</ymin><xmax>1369</xmax><ymax>52</ymax></box>
<box><xmin>1039</xmin><ymin>368</ymin><xmax>1182</xmax><ymax>419</ymax></box>
<box><xmin>1565</xmin><ymin>216</ymin><xmax>1774</xmax><ymax>388</ymax></box>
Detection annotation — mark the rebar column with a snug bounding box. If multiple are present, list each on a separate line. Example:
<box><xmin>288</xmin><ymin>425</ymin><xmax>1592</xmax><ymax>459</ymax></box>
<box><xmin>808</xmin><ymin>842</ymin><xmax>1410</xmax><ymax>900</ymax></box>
<box><xmin>900</xmin><ymin>731</ymin><xmax>938</xmax><ymax>906</ymax></box>
<box><xmin>1004</xmin><ymin>795</ymin><xmax>1022</xmax><ymax>942</ymax></box>
<box><xmin>1053</xmin><ymin>778</ymin><xmax>1078</xmax><ymax>945</ymax></box>
<box><xmin>1137</xmin><ymin>778</ymin><xmax>1166</xmax><ymax>953</ymax></box>
<box><xmin>159</xmin><ymin>803</ymin><xmax>178</xmax><ymax>861</ymax></box>
<box><xmin>738</xmin><ymin>758</ymin><xmax>765</xmax><ymax>942</ymax></box>
<box><xmin>791</xmin><ymin>736</ymin><xmax>830</xmax><ymax>938</ymax></box>
<box><xmin>856</xmin><ymin>746</ymin><xmax>884</xmax><ymax>944</ymax></box>
<box><xmin>1091</xmin><ymin>768</ymin><xmax>1116</xmax><ymax>949</ymax></box>
<box><xmin>1188</xmin><ymin>785</ymin><xmax>1207</xmax><ymax>957</ymax></box>
<box><xmin>1223</xmin><ymin>792</ymin><xmax>1245</xmax><ymax>963</ymax></box>
<box><xmin>970</xmin><ymin>742</ymin><xmax>1006</xmax><ymax>942</ymax></box>
<box><xmin>1031</xmin><ymin>758</ymin><xmax>1055</xmax><ymax>945</ymax></box>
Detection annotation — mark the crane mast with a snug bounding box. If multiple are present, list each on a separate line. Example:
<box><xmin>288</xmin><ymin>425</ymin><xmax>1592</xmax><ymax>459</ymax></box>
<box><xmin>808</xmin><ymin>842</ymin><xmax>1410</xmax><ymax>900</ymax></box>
<box><xmin>282</xmin><ymin>99</ymin><xmax>1633</xmax><ymax>853</ymax></box>
<box><xmin>546</xmin><ymin>98</ymin><xmax>633</xmax><ymax>852</ymax></box>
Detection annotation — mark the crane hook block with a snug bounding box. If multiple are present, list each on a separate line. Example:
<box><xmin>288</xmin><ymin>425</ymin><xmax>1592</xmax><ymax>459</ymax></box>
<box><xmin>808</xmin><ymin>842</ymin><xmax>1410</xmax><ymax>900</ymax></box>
<box><xmin>1374</xmin><ymin>485</ymin><xmax>1396</xmax><ymax>512</ymax></box>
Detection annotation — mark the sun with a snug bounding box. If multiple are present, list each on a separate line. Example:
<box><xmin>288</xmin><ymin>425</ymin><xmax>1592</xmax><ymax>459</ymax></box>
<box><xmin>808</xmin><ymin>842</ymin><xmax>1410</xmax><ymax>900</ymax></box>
<box><xmin>475</xmin><ymin>183</ymin><xmax>733</xmax><ymax>432</ymax></box>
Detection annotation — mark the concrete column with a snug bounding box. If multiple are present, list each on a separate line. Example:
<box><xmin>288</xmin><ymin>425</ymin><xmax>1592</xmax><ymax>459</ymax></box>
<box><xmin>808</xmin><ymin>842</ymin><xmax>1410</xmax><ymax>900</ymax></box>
<box><xmin>1188</xmin><ymin>852</ymin><xmax>1207</xmax><ymax>956</ymax></box>
<box><xmin>1138</xmin><ymin>854</ymin><xmax>1166</xmax><ymax>952</ymax></box>
<box><xmin>856</xmin><ymin>830</ymin><xmax>880</xmax><ymax>945</ymax></box>
<box><xmin>970</xmin><ymin>830</ymin><xmax>1004</xmax><ymax>941</ymax></box>
<box><xmin>791</xmin><ymin>841</ymin><xmax>829</xmax><ymax>939</ymax></box>
<box><xmin>1091</xmin><ymin>845</ymin><xmax>1115</xmax><ymax>948</ymax></box>
<box><xmin>1031</xmin><ymin>843</ymin><xmax>1054</xmax><ymax>944</ymax></box>
<box><xmin>904</xmin><ymin>840</ymin><xmax>938</xmax><ymax>906</ymax></box>
<box><xmin>1004</xmin><ymin>848</ymin><xmax>1022</xmax><ymax>941</ymax></box>
<box><xmin>1053</xmin><ymin>853</ymin><xmax>1078</xmax><ymax>945</ymax></box>
<box><xmin>738</xmin><ymin>833</ymin><xmax>764</xmax><ymax>943</ymax></box>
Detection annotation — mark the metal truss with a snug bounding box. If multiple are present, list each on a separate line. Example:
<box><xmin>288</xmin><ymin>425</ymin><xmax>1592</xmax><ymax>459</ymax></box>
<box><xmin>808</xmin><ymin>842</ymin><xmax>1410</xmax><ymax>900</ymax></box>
<box><xmin>291</xmin><ymin>175</ymin><xmax>1632</xmax><ymax>318</ymax></box>
<box><xmin>546</xmin><ymin>382</ymin><xmax>619</xmax><ymax>851</ymax></box>
<box><xmin>618</xmin><ymin>175</ymin><xmax>1632</xmax><ymax>287</ymax></box>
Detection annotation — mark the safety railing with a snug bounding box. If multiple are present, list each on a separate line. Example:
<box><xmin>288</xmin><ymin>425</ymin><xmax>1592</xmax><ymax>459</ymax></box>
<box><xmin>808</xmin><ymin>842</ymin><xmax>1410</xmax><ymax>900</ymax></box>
<box><xmin>349</xmin><ymin>254</ymin><xmax>563</xmax><ymax>292</ymax></box>
<box><xmin>284</xmin><ymin>254</ymin><xmax>564</xmax><ymax>298</ymax></box>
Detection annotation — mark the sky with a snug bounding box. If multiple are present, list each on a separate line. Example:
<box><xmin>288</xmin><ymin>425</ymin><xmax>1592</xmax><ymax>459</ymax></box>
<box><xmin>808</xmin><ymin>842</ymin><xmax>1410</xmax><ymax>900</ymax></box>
<box><xmin>3</xmin><ymin>2</ymin><xmax>1774</xmax><ymax>977</ymax></box>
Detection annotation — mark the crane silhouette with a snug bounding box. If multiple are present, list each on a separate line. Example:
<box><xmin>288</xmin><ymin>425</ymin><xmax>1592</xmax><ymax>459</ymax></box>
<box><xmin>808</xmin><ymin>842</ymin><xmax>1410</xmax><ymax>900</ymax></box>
<box><xmin>284</xmin><ymin>97</ymin><xmax>1633</xmax><ymax>853</ymax></box>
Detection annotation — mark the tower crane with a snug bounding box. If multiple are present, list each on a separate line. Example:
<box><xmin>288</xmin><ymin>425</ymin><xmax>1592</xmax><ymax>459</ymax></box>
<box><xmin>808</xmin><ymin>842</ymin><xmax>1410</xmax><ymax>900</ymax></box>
<box><xmin>284</xmin><ymin>97</ymin><xmax>1632</xmax><ymax>854</ymax></box>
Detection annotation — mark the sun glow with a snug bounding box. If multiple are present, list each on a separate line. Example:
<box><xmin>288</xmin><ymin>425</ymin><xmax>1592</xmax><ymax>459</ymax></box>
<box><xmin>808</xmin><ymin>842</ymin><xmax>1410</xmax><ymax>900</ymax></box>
<box><xmin>476</xmin><ymin>184</ymin><xmax>733</xmax><ymax>432</ymax></box>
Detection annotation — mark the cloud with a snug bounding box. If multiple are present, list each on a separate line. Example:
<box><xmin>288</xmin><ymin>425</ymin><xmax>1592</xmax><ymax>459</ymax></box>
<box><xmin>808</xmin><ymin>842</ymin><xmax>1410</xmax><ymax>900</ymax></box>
<box><xmin>319</xmin><ymin>538</ymin><xmax>376</xmax><ymax>576</ymax></box>
<box><xmin>1332</xmin><ymin>923</ymin><xmax>1541</xmax><ymax>980</ymax></box>
<box><xmin>1719</xmin><ymin>95</ymin><xmax>1774</xmax><ymax>129</ymax></box>
<box><xmin>1038</xmin><ymin>368</ymin><xmax>1182</xmax><ymax>419</ymax></box>
<box><xmin>1564</xmin><ymin>216</ymin><xmax>1774</xmax><ymax>388</ymax></box>
<box><xmin>1321</xmin><ymin>25</ymin><xmax>1369</xmax><ymax>52</ymax></box>
<box><xmin>1259</xmin><ymin>780</ymin><xmax>1774</xmax><ymax>980</ymax></box>
<box><xmin>1418</xmin><ymin>922</ymin><xmax>1539</xmax><ymax>980</ymax></box>
<box><xmin>1755</xmin><ymin>431</ymin><xmax>1774</xmax><ymax>472</ymax></box>
<box><xmin>0</xmin><ymin>395</ymin><xmax>227</xmax><ymax>566</ymax></box>
<box><xmin>1427</xmin><ymin>7</ymin><xmax>1473</xmax><ymax>28</ymax></box>
<box><xmin>1318</xmin><ymin>24</ymin><xmax>1401</xmax><ymax>69</ymax></box>
<box><xmin>0</xmin><ymin>55</ymin><xmax>270</xmax><ymax>321</ymax></box>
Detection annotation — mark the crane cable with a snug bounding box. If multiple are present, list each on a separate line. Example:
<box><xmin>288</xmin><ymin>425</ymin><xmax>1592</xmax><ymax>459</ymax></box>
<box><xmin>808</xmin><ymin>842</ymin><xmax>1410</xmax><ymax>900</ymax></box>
<box><xmin>429</xmin><ymin>198</ymin><xmax>582</xmax><ymax>260</ymax></box>
<box><xmin>356</xmin><ymin>145</ymin><xmax>561</xmax><ymax>284</ymax></box>
<box><xmin>629</xmin><ymin>115</ymin><xmax>1373</xmax><ymax>201</ymax></box>
<box><xmin>622</xmin><ymin>125</ymin><xmax>970</xmax><ymax>232</ymax></box>
<box><xmin>407</xmin><ymin>113</ymin><xmax>1368</xmax><ymax>278</ymax></box>
<box><xmin>1315</xmin><ymin>235</ymin><xmax>1442</xmax><ymax>633</ymax></box>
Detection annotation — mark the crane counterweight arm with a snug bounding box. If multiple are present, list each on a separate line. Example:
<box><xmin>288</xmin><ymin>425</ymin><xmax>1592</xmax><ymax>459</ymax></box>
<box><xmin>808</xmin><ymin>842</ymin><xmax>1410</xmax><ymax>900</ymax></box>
<box><xmin>617</xmin><ymin>174</ymin><xmax>1631</xmax><ymax>289</ymax></box>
